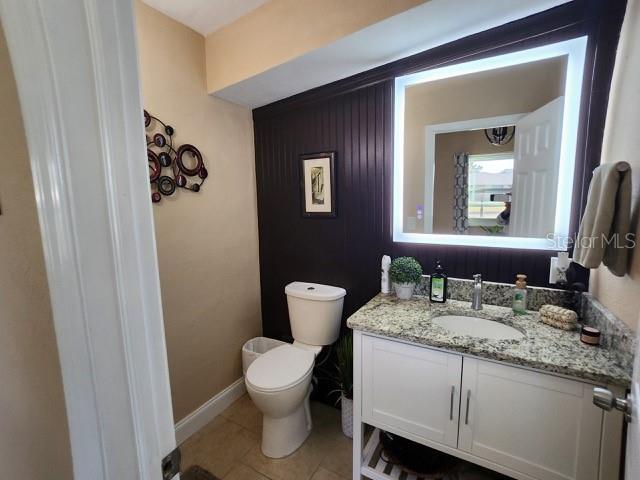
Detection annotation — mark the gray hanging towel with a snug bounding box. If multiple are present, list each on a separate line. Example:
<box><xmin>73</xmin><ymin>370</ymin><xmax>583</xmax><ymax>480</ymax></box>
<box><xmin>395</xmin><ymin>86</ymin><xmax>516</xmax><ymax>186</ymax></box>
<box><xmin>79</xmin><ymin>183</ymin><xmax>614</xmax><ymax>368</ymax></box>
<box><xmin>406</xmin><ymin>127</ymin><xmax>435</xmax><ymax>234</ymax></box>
<box><xmin>573</xmin><ymin>162</ymin><xmax>632</xmax><ymax>276</ymax></box>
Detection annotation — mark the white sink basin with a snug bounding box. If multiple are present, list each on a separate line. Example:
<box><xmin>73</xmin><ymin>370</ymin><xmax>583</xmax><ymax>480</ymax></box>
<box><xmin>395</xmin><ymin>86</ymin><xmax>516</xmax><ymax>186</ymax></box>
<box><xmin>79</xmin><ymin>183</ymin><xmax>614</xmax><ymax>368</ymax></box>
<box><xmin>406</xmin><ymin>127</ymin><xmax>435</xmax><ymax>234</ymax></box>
<box><xmin>433</xmin><ymin>315</ymin><xmax>524</xmax><ymax>340</ymax></box>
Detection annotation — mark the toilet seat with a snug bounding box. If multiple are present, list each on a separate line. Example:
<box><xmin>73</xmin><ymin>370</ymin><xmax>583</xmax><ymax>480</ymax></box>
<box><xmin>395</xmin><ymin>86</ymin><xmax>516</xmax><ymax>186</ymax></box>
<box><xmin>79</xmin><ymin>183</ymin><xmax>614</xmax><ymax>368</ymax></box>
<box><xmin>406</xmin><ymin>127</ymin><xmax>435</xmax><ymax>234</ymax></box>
<box><xmin>246</xmin><ymin>344</ymin><xmax>314</xmax><ymax>393</ymax></box>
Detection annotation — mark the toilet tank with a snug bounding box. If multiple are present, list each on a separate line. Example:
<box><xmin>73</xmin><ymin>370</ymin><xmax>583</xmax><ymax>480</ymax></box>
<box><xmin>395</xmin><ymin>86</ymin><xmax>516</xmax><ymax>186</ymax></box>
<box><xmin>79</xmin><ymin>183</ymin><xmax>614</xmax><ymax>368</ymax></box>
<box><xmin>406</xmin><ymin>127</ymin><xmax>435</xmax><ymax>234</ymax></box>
<box><xmin>285</xmin><ymin>282</ymin><xmax>346</xmax><ymax>346</ymax></box>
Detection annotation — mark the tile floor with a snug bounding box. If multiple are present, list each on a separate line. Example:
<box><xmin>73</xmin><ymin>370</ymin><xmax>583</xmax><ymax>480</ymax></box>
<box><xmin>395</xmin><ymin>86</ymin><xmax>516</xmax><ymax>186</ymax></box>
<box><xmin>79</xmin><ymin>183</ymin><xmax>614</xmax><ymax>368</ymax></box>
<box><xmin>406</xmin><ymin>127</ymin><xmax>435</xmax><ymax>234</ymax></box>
<box><xmin>180</xmin><ymin>394</ymin><xmax>510</xmax><ymax>480</ymax></box>
<box><xmin>180</xmin><ymin>395</ymin><xmax>351</xmax><ymax>480</ymax></box>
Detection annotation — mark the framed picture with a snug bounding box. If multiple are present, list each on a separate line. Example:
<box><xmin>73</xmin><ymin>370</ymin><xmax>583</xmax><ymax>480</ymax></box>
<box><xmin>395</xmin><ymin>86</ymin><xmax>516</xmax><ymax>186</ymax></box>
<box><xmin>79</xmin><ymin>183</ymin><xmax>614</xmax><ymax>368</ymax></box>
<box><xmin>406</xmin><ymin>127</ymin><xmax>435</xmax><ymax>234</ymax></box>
<box><xmin>300</xmin><ymin>152</ymin><xmax>336</xmax><ymax>218</ymax></box>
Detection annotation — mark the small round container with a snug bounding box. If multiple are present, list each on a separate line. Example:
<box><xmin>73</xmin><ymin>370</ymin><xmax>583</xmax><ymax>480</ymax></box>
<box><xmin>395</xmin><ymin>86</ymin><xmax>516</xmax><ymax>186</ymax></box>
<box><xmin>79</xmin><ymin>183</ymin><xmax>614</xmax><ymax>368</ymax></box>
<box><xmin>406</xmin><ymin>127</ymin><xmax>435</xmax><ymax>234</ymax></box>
<box><xmin>580</xmin><ymin>326</ymin><xmax>601</xmax><ymax>346</ymax></box>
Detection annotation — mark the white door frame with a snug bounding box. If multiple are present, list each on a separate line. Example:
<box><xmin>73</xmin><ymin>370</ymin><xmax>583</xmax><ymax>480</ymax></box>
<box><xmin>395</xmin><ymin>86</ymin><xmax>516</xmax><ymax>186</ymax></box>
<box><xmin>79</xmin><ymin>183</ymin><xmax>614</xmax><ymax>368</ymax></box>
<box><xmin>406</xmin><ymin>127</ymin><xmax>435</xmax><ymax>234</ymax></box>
<box><xmin>0</xmin><ymin>1</ymin><xmax>176</xmax><ymax>479</ymax></box>
<box><xmin>423</xmin><ymin>114</ymin><xmax>525</xmax><ymax>233</ymax></box>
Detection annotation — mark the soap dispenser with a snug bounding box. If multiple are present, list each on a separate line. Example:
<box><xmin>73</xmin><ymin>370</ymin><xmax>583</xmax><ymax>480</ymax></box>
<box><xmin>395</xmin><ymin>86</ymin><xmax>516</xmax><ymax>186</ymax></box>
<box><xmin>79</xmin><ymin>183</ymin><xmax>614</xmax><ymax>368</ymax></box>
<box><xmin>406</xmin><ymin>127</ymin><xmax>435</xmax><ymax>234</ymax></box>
<box><xmin>429</xmin><ymin>260</ymin><xmax>447</xmax><ymax>303</ymax></box>
<box><xmin>512</xmin><ymin>274</ymin><xmax>528</xmax><ymax>314</ymax></box>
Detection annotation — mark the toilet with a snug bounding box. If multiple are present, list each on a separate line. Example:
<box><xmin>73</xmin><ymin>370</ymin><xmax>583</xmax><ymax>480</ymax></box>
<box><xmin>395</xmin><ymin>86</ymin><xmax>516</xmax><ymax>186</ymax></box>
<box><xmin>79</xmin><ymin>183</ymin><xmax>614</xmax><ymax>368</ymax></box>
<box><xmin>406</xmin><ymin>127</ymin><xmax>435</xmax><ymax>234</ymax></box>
<box><xmin>245</xmin><ymin>281</ymin><xmax>346</xmax><ymax>458</ymax></box>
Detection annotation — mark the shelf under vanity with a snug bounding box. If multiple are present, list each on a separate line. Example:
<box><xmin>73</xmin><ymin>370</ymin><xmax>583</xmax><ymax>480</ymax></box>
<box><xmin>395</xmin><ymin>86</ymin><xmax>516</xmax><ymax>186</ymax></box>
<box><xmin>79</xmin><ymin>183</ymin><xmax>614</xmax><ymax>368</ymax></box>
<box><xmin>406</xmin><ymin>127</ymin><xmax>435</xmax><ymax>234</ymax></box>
<box><xmin>361</xmin><ymin>428</ymin><xmax>419</xmax><ymax>480</ymax></box>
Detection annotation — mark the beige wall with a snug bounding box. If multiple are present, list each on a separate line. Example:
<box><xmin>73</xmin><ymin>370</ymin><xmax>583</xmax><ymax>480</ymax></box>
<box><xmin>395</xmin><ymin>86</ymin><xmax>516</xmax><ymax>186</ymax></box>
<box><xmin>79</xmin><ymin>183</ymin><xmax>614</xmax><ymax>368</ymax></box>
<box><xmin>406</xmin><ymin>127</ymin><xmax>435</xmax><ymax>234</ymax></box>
<box><xmin>403</xmin><ymin>56</ymin><xmax>566</xmax><ymax>230</ymax></box>
<box><xmin>432</xmin><ymin>130</ymin><xmax>513</xmax><ymax>233</ymax></box>
<box><xmin>589</xmin><ymin>0</ymin><xmax>640</xmax><ymax>331</ymax></box>
<box><xmin>135</xmin><ymin>1</ymin><xmax>262</xmax><ymax>421</ymax></box>
<box><xmin>204</xmin><ymin>0</ymin><xmax>426</xmax><ymax>93</ymax></box>
<box><xmin>0</xmin><ymin>26</ymin><xmax>73</xmax><ymax>480</ymax></box>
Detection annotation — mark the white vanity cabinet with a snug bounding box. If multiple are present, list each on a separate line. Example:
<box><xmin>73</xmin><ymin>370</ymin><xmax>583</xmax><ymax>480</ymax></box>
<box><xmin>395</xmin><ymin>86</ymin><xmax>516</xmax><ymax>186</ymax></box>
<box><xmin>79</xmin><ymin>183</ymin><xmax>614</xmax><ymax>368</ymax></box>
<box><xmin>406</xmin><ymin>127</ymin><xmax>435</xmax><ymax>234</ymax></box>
<box><xmin>361</xmin><ymin>335</ymin><xmax>462</xmax><ymax>447</ymax></box>
<box><xmin>354</xmin><ymin>333</ymin><xmax>622</xmax><ymax>480</ymax></box>
<box><xmin>458</xmin><ymin>358</ymin><xmax>601</xmax><ymax>480</ymax></box>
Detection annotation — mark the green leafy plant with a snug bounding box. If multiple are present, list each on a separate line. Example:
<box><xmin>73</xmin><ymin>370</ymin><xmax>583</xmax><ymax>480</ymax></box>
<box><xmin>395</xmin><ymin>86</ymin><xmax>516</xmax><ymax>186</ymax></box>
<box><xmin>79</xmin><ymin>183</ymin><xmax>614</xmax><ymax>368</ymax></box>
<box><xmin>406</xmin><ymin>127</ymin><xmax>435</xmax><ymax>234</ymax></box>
<box><xmin>480</xmin><ymin>225</ymin><xmax>505</xmax><ymax>234</ymax></box>
<box><xmin>389</xmin><ymin>256</ymin><xmax>423</xmax><ymax>284</ymax></box>
<box><xmin>330</xmin><ymin>333</ymin><xmax>353</xmax><ymax>400</ymax></box>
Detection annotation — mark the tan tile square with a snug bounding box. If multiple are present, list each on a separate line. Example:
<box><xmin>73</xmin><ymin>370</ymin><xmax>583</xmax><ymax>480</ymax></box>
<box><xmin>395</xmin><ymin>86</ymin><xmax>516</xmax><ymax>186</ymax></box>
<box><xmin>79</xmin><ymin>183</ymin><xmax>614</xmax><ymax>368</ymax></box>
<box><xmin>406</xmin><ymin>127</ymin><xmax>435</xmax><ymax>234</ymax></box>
<box><xmin>181</xmin><ymin>416</ymin><xmax>258</xmax><ymax>478</ymax></box>
<box><xmin>241</xmin><ymin>430</ymin><xmax>328</xmax><ymax>480</ymax></box>
<box><xmin>318</xmin><ymin>430</ymin><xmax>352</xmax><ymax>479</ymax></box>
<box><xmin>310</xmin><ymin>467</ymin><xmax>348</xmax><ymax>480</ymax></box>
<box><xmin>221</xmin><ymin>394</ymin><xmax>262</xmax><ymax>434</ymax></box>
<box><xmin>223</xmin><ymin>463</ymin><xmax>269</xmax><ymax>480</ymax></box>
<box><xmin>310</xmin><ymin>401</ymin><xmax>342</xmax><ymax>439</ymax></box>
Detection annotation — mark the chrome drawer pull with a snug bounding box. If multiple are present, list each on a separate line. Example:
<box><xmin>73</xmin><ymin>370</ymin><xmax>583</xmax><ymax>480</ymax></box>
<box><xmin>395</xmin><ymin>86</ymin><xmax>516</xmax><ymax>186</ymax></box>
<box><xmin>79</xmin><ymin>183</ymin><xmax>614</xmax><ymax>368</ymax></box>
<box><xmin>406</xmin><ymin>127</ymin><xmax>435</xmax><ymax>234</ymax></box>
<box><xmin>450</xmin><ymin>386</ymin><xmax>455</xmax><ymax>420</ymax></box>
<box><xmin>465</xmin><ymin>389</ymin><xmax>471</xmax><ymax>425</ymax></box>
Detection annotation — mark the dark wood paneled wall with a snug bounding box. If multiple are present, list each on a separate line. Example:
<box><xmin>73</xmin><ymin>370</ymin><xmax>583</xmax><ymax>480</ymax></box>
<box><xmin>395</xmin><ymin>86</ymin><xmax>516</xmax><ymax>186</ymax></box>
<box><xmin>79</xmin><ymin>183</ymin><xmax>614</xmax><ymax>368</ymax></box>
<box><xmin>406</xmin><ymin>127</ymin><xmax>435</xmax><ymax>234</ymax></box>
<box><xmin>255</xmin><ymin>82</ymin><xmax>393</xmax><ymax>340</ymax></box>
<box><xmin>253</xmin><ymin>0</ymin><xmax>626</xmax><ymax>341</ymax></box>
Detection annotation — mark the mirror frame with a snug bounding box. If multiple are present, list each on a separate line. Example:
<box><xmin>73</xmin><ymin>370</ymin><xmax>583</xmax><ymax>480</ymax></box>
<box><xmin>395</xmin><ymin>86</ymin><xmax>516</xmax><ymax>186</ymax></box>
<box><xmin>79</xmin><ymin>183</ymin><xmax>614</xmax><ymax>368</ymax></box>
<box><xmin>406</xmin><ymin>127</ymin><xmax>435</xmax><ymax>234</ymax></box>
<box><xmin>393</xmin><ymin>36</ymin><xmax>588</xmax><ymax>250</ymax></box>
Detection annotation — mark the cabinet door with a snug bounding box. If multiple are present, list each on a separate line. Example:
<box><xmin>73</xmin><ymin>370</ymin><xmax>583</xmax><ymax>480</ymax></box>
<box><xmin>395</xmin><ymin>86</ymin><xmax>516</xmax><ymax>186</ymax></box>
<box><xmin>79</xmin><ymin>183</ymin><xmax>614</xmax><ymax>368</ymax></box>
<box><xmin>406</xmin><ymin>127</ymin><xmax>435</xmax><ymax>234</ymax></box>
<box><xmin>458</xmin><ymin>358</ymin><xmax>602</xmax><ymax>480</ymax></box>
<box><xmin>361</xmin><ymin>335</ymin><xmax>462</xmax><ymax>448</ymax></box>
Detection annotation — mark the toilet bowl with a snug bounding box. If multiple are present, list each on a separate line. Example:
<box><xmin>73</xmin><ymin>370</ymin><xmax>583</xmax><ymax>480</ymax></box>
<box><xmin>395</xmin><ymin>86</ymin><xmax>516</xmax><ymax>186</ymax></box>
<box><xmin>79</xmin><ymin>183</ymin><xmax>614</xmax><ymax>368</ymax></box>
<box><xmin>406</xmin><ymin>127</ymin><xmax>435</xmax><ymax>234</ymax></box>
<box><xmin>246</xmin><ymin>344</ymin><xmax>315</xmax><ymax>458</ymax></box>
<box><xmin>244</xmin><ymin>281</ymin><xmax>346</xmax><ymax>458</ymax></box>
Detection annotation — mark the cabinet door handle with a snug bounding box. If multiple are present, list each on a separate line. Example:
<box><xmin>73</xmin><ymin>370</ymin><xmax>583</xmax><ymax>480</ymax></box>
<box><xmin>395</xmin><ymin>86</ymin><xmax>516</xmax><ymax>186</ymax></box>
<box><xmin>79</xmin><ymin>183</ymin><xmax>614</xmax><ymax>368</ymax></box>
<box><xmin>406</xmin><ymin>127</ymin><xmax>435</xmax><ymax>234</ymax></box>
<box><xmin>465</xmin><ymin>389</ymin><xmax>471</xmax><ymax>425</ymax></box>
<box><xmin>449</xmin><ymin>386</ymin><xmax>455</xmax><ymax>420</ymax></box>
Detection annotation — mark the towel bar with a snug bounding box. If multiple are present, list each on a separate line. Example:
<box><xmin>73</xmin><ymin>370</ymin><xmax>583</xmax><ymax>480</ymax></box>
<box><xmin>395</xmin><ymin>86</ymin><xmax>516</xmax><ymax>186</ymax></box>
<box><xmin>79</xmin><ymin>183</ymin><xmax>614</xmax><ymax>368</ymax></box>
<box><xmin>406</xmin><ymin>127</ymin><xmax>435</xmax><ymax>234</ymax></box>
<box><xmin>617</xmin><ymin>162</ymin><xmax>630</xmax><ymax>172</ymax></box>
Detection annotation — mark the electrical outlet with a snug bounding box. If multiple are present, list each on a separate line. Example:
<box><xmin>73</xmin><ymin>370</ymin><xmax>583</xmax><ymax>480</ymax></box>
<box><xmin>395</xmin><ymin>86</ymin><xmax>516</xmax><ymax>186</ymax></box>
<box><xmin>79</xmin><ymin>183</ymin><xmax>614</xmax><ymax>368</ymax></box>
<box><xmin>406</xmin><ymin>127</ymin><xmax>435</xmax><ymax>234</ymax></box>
<box><xmin>549</xmin><ymin>254</ymin><xmax>571</xmax><ymax>284</ymax></box>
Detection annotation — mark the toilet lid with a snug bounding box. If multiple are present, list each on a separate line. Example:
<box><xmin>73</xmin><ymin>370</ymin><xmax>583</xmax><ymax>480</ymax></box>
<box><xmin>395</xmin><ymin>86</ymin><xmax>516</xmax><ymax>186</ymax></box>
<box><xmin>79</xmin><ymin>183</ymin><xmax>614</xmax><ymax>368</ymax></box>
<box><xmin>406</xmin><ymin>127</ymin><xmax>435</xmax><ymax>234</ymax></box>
<box><xmin>246</xmin><ymin>344</ymin><xmax>314</xmax><ymax>392</ymax></box>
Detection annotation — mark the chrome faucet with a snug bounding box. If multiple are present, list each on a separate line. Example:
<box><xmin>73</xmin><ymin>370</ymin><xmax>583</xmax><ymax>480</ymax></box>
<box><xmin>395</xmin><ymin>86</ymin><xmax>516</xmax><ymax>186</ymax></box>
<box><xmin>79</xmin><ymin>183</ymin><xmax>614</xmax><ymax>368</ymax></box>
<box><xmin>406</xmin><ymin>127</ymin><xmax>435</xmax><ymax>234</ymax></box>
<box><xmin>471</xmin><ymin>274</ymin><xmax>483</xmax><ymax>310</ymax></box>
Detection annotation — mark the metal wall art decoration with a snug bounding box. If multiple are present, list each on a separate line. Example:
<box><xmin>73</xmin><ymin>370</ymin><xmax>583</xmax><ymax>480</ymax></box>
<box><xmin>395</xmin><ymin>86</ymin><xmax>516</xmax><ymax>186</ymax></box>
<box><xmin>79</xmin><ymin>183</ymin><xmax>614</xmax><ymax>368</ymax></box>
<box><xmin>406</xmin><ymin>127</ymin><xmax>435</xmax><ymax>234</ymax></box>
<box><xmin>145</xmin><ymin>110</ymin><xmax>207</xmax><ymax>203</ymax></box>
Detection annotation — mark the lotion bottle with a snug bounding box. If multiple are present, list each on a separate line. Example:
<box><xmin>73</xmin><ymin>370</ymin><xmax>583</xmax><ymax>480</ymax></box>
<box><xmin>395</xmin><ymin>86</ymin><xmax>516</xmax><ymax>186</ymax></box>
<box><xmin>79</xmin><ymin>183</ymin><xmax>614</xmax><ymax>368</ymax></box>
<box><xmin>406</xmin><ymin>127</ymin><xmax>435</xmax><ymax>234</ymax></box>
<box><xmin>512</xmin><ymin>274</ymin><xmax>528</xmax><ymax>314</ymax></box>
<box><xmin>381</xmin><ymin>255</ymin><xmax>391</xmax><ymax>294</ymax></box>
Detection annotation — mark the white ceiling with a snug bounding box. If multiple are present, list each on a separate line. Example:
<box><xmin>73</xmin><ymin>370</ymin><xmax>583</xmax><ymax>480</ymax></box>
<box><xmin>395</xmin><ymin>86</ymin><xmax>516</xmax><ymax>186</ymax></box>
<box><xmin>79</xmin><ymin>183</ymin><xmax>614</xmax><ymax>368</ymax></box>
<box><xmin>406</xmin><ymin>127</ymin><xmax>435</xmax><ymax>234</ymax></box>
<box><xmin>141</xmin><ymin>0</ymin><xmax>269</xmax><ymax>35</ymax></box>
<box><xmin>214</xmin><ymin>0</ymin><xmax>570</xmax><ymax>108</ymax></box>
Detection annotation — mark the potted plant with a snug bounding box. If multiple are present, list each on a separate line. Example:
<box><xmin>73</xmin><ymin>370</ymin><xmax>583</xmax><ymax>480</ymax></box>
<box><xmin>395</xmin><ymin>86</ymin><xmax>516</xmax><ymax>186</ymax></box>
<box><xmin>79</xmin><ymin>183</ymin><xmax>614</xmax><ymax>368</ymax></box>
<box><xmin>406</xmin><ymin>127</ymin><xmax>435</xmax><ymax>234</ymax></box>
<box><xmin>389</xmin><ymin>256</ymin><xmax>423</xmax><ymax>299</ymax></box>
<box><xmin>331</xmin><ymin>333</ymin><xmax>353</xmax><ymax>438</ymax></box>
<box><xmin>480</xmin><ymin>225</ymin><xmax>505</xmax><ymax>235</ymax></box>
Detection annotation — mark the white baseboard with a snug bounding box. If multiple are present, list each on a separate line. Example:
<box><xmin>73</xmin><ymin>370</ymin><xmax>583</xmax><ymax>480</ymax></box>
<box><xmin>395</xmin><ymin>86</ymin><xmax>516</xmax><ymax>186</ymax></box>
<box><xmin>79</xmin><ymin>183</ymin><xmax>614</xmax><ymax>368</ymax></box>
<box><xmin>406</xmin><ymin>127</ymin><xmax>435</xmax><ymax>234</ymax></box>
<box><xmin>174</xmin><ymin>377</ymin><xmax>246</xmax><ymax>444</ymax></box>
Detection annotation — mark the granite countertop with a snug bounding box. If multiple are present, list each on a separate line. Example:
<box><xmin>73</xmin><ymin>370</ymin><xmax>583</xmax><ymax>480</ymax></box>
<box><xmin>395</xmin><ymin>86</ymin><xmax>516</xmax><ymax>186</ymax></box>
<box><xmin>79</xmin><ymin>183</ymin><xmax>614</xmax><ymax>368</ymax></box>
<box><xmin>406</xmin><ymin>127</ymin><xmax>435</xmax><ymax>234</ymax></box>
<box><xmin>347</xmin><ymin>294</ymin><xmax>632</xmax><ymax>387</ymax></box>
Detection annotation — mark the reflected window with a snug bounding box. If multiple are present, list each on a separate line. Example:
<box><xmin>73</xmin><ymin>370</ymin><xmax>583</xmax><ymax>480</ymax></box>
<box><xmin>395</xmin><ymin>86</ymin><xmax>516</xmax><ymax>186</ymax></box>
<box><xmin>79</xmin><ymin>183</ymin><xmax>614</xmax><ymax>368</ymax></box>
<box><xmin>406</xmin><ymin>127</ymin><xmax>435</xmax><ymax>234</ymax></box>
<box><xmin>468</xmin><ymin>153</ymin><xmax>513</xmax><ymax>225</ymax></box>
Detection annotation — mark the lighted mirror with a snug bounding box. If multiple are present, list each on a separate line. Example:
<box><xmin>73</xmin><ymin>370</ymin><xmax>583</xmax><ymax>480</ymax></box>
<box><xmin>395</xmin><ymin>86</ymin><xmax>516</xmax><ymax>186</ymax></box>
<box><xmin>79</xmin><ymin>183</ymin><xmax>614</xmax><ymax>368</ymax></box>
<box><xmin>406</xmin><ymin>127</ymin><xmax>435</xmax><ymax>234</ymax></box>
<box><xmin>394</xmin><ymin>37</ymin><xmax>587</xmax><ymax>250</ymax></box>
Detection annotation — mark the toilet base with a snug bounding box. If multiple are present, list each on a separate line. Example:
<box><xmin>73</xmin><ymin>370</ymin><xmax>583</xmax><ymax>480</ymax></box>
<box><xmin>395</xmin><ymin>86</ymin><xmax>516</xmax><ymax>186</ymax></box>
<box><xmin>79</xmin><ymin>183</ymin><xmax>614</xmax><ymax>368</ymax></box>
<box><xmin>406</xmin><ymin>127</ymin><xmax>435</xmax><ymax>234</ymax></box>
<box><xmin>260</xmin><ymin>391</ymin><xmax>312</xmax><ymax>458</ymax></box>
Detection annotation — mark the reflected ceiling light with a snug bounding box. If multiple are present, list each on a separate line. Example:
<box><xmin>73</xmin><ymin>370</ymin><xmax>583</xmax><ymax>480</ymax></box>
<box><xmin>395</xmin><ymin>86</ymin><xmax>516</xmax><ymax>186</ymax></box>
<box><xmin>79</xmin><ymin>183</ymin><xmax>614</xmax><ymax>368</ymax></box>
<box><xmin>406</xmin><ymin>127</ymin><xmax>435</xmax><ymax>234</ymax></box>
<box><xmin>484</xmin><ymin>125</ymin><xmax>515</xmax><ymax>146</ymax></box>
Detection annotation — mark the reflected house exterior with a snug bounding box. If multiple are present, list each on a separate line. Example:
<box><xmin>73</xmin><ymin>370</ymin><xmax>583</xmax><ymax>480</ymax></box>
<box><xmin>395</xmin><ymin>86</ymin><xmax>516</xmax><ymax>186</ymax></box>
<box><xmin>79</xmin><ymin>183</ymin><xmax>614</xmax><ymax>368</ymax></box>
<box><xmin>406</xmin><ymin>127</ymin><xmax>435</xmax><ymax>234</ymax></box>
<box><xmin>468</xmin><ymin>167</ymin><xmax>513</xmax><ymax>219</ymax></box>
